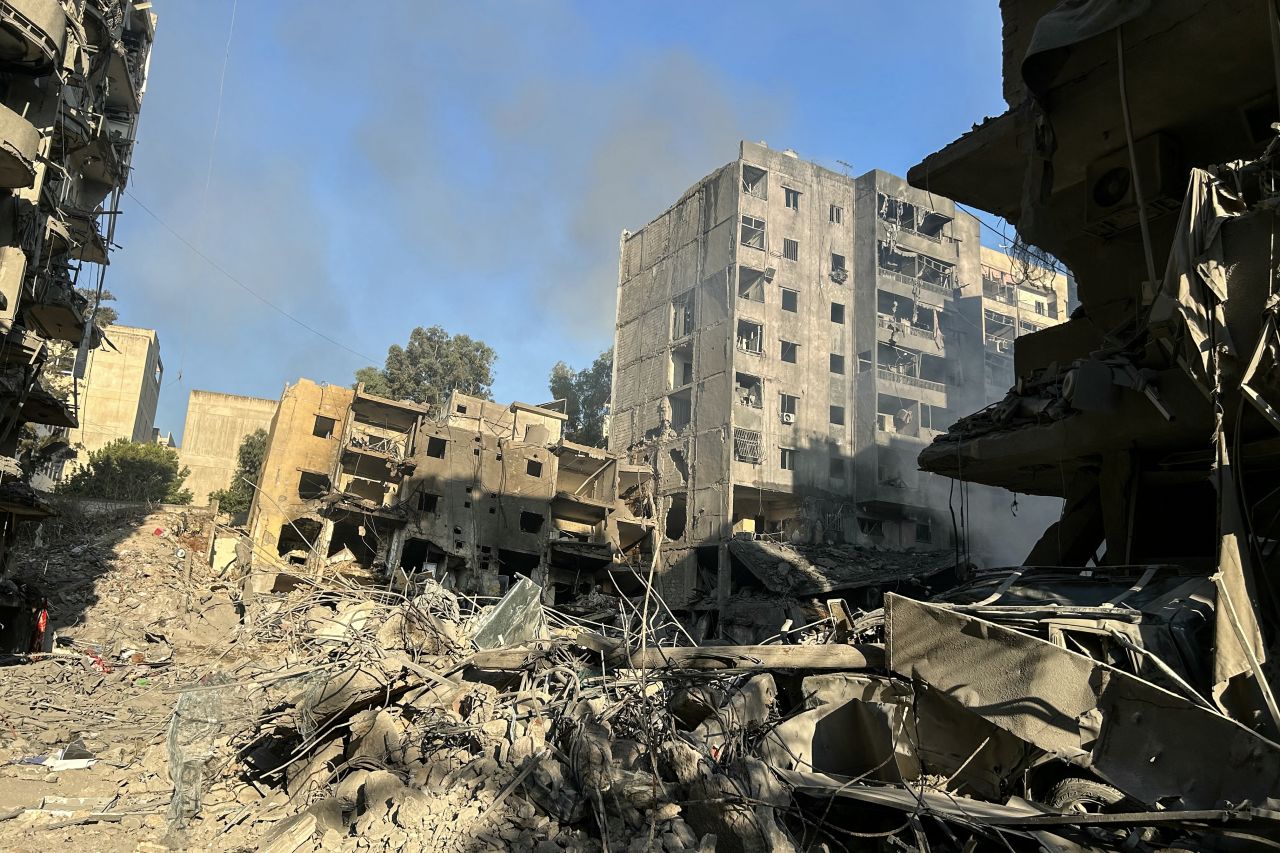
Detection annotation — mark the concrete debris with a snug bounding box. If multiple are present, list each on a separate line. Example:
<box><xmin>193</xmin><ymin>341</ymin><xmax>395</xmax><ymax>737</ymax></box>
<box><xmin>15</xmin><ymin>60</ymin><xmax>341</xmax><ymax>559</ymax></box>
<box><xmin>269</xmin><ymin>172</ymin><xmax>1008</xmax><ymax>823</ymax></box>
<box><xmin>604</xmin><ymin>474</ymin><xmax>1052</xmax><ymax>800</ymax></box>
<box><xmin>0</xmin><ymin>506</ymin><xmax>1276</xmax><ymax>852</ymax></box>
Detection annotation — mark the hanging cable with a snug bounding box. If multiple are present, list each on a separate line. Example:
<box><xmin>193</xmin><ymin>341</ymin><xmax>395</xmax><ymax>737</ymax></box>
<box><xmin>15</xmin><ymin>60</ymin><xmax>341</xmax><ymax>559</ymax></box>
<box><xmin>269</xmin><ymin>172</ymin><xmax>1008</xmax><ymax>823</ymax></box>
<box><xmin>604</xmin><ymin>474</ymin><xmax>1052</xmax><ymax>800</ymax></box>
<box><xmin>1116</xmin><ymin>24</ymin><xmax>1159</xmax><ymax>296</ymax></box>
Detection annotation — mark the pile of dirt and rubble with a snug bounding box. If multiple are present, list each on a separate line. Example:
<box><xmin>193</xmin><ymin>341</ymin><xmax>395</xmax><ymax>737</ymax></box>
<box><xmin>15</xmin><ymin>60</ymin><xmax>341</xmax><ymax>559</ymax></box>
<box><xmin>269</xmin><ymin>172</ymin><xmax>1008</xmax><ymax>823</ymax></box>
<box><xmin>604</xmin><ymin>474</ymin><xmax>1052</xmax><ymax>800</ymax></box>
<box><xmin>1</xmin><ymin>510</ymin><xmax>1278</xmax><ymax>852</ymax></box>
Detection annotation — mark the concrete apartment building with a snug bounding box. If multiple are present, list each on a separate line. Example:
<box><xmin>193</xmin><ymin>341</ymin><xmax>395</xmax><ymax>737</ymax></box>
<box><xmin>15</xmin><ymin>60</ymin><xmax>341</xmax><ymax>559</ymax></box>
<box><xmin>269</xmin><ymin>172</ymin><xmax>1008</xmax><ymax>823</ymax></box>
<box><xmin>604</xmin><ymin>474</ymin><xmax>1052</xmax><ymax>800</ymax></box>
<box><xmin>610</xmin><ymin>141</ymin><xmax>1069</xmax><ymax>608</ymax></box>
<box><xmin>179</xmin><ymin>390</ymin><xmax>278</xmax><ymax>506</ymax></box>
<box><xmin>64</xmin><ymin>325</ymin><xmax>162</xmax><ymax>469</ymax></box>
<box><xmin>245</xmin><ymin>380</ymin><xmax>651</xmax><ymax>599</ymax></box>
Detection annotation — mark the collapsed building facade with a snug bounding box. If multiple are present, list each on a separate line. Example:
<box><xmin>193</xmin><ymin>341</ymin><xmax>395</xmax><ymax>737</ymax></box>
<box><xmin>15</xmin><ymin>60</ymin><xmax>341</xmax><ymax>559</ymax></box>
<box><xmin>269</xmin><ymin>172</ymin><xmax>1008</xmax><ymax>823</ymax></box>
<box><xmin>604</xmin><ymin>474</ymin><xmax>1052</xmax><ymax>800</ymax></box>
<box><xmin>246</xmin><ymin>379</ymin><xmax>652</xmax><ymax>599</ymax></box>
<box><xmin>0</xmin><ymin>0</ymin><xmax>154</xmax><ymax>648</ymax></box>
<box><xmin>610</xmin><ymin>145</ymin><xmax>1070</xmax><ymax>625</ymax></box>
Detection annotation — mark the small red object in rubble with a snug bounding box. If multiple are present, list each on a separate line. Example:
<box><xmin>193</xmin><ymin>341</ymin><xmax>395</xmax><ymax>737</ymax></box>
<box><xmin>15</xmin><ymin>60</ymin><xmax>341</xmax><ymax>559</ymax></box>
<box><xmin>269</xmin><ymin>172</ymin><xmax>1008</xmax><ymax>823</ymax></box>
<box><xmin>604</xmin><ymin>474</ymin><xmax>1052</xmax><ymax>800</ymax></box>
<box><xmin>153</xmin><ymin>528</ymin><xmax>164</xmax><ymax>536</ymax></box>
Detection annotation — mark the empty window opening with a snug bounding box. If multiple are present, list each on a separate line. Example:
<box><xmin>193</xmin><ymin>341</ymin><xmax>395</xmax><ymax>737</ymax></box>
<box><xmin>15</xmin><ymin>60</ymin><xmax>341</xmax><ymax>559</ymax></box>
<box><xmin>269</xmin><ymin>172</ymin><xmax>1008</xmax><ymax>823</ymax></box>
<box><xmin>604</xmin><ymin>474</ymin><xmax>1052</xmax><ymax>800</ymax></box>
<box><xmin>473</xmin><ymin>448</ymin><xmax>481</xmax><ymax>456</ymax></box>
<box><xmin>830</xmin><ymin>405</ymin><xmax>845</xmax><ymax>426</ymax></box>
<box><xmin>276</xmin><ymin>517</ymin><xmax>322</xmax><ymax>562</ymax></box>
<box><xmin>915</xmin><ymin>522</ymin><xmax>932</xmax><ymax>544</ymax></box>
<box><xmin>456</xmin><ymin>403</ymin><xmax>468</xmax><ymax>415</ymax></box>
<box><xmin>526</xmin><ymin>459</ymin><xmax>543</xmax><ymax>478</ymax></box>
<box><xmin>829</xmin><ymin>204</ymin><xmax>843</xmax><ymax>224</ymax></box>
<box><xmin>463</xmin><ymin>501</ymin><xmax>471</xmax><ymax>509</ymax></box>
<box><xmin>878</xmin><ymin>446</ymin><xmax>915</xmax><ymax>489</ymax></box>
<box><xmin>830</xmin><ymin>253</ymin><xmax>848</xmax><ymax>283</ymax></box>
<box><xmin>877</xmin><ymin>290</ymin><xmax>940</xmax><ymax>339</ymax></box>
<box><xmin>737</xmin><ymin>320</ymin><xmax>764</xmax><ymax>354</ymax></box>
<box><xmin>742</xmin><ymin>164</ymin><xmax>767</xmax><ymax>198</ymax></box>
<box><xmin>426</xmin><ymin>436</ymin><xmax>447</xmax><ymax>458</ymax></box>
<box><xmin>740</xmin><ymin>215</ymin><xmax>766</xmax><ymax>250</ymax></box>
<box><xmin>417</xmin><ymin>492</ymin><xmax>440</xmax><ymax>513</ymax></box>
<box><xmin>734</xmin><ymin>372</ymin><xmax>763</xmax><ymax>408</ymax></box>
<box><xmin>489</xmin><ymin>506</ymin><xmax>496</xmax><ymax>514</ymax></box>
<box><xmin>668</xmin><ymin>448</ymin><xmax>689</xmax><ymax>482</ymax></box>
<box><xmin>858</xmin><ymin>517</ymin><xmax>884</xmax><ymax>537</ymax></box>
<box><xmin>667</xmin><ymin>390</ymin><xmax>692</xmax><ymax>429</ymax></box>
<box><xmin>831</xmin><ymin>253</ymin><xmax>846</xmax><ymax>272</ymax></box>
<box><xmin>783</xmin><ymin>238</ymin><xmax>799</xmax><ymax>261</ymax></box>
<box><xmin>312</xmin><ymin>415</ymin><xmax>336</xmax><ymax>439</ymax></box>
<box><xmin>877</xmin><ymin>192</ymin><xmax>952</xmax><ymax>239</ymax></box>
<box><xmin>780</xmin><ymin>340</ymin><xmax>798</xmax><ymax>363</ymax></box>
<box><xmin>781</xmin><ymin>289</ymin><xmax>798</xmax><ymax>312</ymax></box>
<box><xmin>733</xmin><ymin>428</ymin><xmax>763</xmax><ymax>464</ymax></box>
<box><xmin>665</xmin><ymin>495</ymin><xmax>687</xmax><ymax>540</ymax></box>
<box><xmin>738</xmin><ymin>267</ymin><xmax>765</xmax><ymax>302</ymax></box>
<box><xmin>858</xmin><ymin>350</ymin><xmax>873</xmax><ymax>373</ymax></box>
<box><xmin>779</xmin><ymin>447</ymin><xmax>796</xmax><ymax>470</ymax></box>
<box><xmin>519</xmin><ymin>511</ymin><xmax>545</xmax><ymax>534</ymax></box>
<box><xmin>780</xmin><ymin>393</ymin><xmax>798</xmax><ymax>419</ymax></box>
<box><xmin>328</xmin><ymin>519</ymin><xmax>381</xmax><ymax>569</ymax></box>
<box><xmin>784</xmin><ymin>187</ymin><xmax>801</xmax><ymax>209</ymax></box>
<box><xmin>830</xmin><ymin>353</ymin><xmax>846</xmax><ymax>375</ymax></box>
<box><xmin>829</xmin><ymin>456</ymin><xmax>845</xmax><ymax>479</ymax></box>
<box><xmin>298</xmin><ymin>471</ymin><xmax>330</xmax><ymax>500</ymax></box>
<box><xmin>919</xmin><ymin>353</ymin><xmax>948</xmax><ymax>384</ymax></box>
<box><xmin>671</xmin><ymin>291</ymin><xmax>695</xmax><ymax>339</ymax></box>
<box><xmin>669</xmin><ymin>347</ymin><xmax>694</xmax><ymax>388</ymax></box>
<box><xmin>400</xmin><ymin>538</ymin><xmax>440</xmax><ymax>575</ymax></box>
<box><xmin>831</xmin><ymin>302</ymin><xmax>845</xmax><ymax>324</ymax></box>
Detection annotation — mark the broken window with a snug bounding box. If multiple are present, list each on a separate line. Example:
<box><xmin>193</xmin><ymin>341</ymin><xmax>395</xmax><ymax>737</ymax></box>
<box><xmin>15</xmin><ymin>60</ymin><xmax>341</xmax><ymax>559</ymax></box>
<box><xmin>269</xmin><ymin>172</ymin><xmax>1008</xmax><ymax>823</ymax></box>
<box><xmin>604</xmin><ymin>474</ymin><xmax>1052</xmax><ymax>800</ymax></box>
<box><xmin>831</xmin><ymin>253</ymin><xmax>846</xmax><ymax>272</ymax></box>
<box><xmin>312</xmin><ymin>415</ymin><xmax>336</xmax><ymax>439</ymax></box>
<box><xmin>878</xmin><ymin>343</ymin><xmax>920</xmax><ymax>377</ymax></box>
<box><xmin>670</xmin><ymin>347</ymin><xmax>694</xmax><ymax>388</ymax></box>
<box><xmin>831</xmin><ymin>302</ymin><xmax>845</xmax><ymax>324</ymax></box>
<box><xmin>780</xmin><ymin>339</ymin><xmax>798</xmax><ymax>363</ymax></box>
<box><xmin>668</xmin><ymin>390</ymin><xmax>692</xmax><ymax>429</ymax></box>
<box><xmin>829</xmin><ymin>456</ymin><xmax>845</xmax><ymax>479</ymax></box>
<box><xmin>783</xmin><ymin>238</ymin><xmax>799</xmax><ymax>261</ymax></box>
<box><xmin>737</xmin><ymin>320</ymin><xmax>764</xmax><ymax>354</ymax></box>
<box><xmin>858</xmin><ymin>350</ymin><xmax>872</xmax><ymax>373</ymax></box>
<box><xmin>456</xmin><ymin>403</ymin><xmax>468</xmax><ymax>415</ymax></box>
<box><xmin>738</xmin><ymin>267</ymin><xmax>765</xmax><ymax>302</ymax></box>
<box><xmin>734</xmin><ymin>372</ymin><xmax>763</xmax><ymax>408</ymax></box>
<box><xmin>526</xmin><ymin>459</ymin><xmax>543</xmax><ymax>478</ymax></box>
<box><xmin>830</xmin><ymin>405</ymin><xmax>845</xmax><ymax>426</ymax></box>
<box><xmin>666</xmin><ymin>494</ymin><xmax>687</xmax><ymax>540</ymax></box>
<box><xmin>298</xmin><ymin>471</ymin><xmax>330</xmax><ymax>500</ymax></box>
<box><xmin>780</xmin><ymin>393</ymin><xmax>798</xmax><ymax>419</ymax></box>
<box><xmin>877</xmin><ymin>393</ymin><xmax>919</xmax><ymax>436</ymax></box>
<box><xmin>781</xmin><ymin>289</ymin><xmax>798</xmax><ymax>312</ymax></box>
<box><xmin>740</xmin><ymin>215</ymin><xmax>765</xmax><ymax>250</ymax></box>
<box><xmin>417</xmin><ymin>492</ymin><xmax>440</xmax><ymax>513</ymax></box>
<box><xmin>830</xmin><ymin>353</ymin><xmax>845</xmax><ymax>375</ymax></box>
<box><xmin>672</xmin><ymin>291</ymin><xmax>695</xmax><ymax>339</ymax></box>
<box><xmin>779</xmin><ymin>447</ymin><xmax>796</xmax><ymax>470</ymax></box>
<box><xmin>519</xmin><ymin>511</ymin><xmax>544</xmax><ymax>534</ymax></box>
<box><xmin>784</xmin><ymin>187</ymin><xmax>801</xmax><ymax>209</ymax></box>
<box><xmin>733</xmin><ymin>428</ymin><xmax>763</xmax><ymax>464</ymax></box>
<box><xmin>858</xmin><ymin>517</ymin><xmax>884</xmax><ymax>537</ymax></box>
<box><xmin>742</xmin><ymin>164</ymin><xmax>767</xmax><ymax>199</ymax></box>
<box><xmin>829</xmin><ymin>204</ymin><xmax>843</xmax><ymax>224</ymax></box>
<box><xmin>915</xmin><ymin>522</ymin><xmax>932</xmax><ymax>543</ymax></box>
<box><xmin>425</xmin><ymin>436</ymin><xmax>447</xmax><ymax>458</ymax></box>
<box><xmin>877</xmin><ymin>240</ymin><xmax>955</xmax><ymax>293</ymax></box>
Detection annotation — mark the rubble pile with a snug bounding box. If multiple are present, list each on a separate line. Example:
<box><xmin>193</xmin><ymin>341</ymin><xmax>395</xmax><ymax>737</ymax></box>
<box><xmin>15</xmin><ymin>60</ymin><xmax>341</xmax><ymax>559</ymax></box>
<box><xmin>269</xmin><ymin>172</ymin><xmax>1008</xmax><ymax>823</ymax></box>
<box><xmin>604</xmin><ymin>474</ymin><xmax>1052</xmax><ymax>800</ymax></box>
<box><xmin>1</xmin><ymin>511</ymin><xmax>1279</xmax><ymax>852</ymax></box>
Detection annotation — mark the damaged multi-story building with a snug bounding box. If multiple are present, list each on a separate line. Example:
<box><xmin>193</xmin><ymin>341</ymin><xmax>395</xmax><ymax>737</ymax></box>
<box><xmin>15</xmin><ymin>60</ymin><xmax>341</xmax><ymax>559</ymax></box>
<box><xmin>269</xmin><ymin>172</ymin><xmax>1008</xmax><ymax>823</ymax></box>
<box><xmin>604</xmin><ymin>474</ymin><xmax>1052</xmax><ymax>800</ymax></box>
<box><xmin>0</xmin><ymin>0</ymin><xmax>155</xmax><ymax>640</ymax></box>
<box><xmin>609</xmin><ymin>143</ymin><xmax>1069</xmax><ymax>622</ymax></box>
<box><xmin>245</xmin><ymin>379</ymin><xmax>652</xmax><ymax>599</ymax></box>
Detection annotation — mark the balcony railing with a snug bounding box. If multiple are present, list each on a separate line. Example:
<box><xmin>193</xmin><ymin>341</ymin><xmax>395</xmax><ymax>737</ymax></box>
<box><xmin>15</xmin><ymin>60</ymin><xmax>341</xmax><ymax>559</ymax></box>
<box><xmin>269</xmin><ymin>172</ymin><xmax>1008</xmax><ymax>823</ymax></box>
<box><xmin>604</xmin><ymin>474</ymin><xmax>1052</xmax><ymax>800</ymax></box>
<box><xmin>877</xmin><ymin>367</ymin><xmax>946</xmax><ymax>394</ymax></box>
<box><xmin>877</xmin><ymin>314</ymin><xmax>942</xmax><ymax>345</ymax></box>
<box><xmin>878</xmin><ymin>266</ymin><xmax>954</xmax><ymax>296</ymax></box>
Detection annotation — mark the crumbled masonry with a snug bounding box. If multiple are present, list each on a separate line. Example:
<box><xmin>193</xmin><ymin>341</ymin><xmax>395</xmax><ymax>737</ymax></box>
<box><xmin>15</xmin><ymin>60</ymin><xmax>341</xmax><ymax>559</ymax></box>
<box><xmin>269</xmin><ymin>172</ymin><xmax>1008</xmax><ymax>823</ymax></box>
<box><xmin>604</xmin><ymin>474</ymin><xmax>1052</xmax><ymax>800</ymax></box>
<box><xmin>0</xmin><ymin>506</ymin><xmax>1276</xmax><ymax>852</ymax></box>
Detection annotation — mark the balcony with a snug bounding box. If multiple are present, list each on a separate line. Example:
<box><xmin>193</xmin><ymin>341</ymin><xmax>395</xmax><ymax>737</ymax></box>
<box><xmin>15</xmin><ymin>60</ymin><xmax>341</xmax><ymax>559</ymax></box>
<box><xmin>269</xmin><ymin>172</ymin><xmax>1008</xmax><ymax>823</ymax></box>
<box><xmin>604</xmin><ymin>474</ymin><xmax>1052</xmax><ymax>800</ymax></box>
<box><xmin>877</xmin><ymin>265</ymin><xmax>954</xmax><ymax>296</ymax></box>
<box><xmin>877</xmin><ymin>313</ymin><xmax>942</xmax><ymax>347</ymax></box>
<box><xmin>877</xmin><ymin>367</ymin><xmax>946</xmax><ymax>395</ymax></box>
<box><xmin>23</xmin><ymin>277</ymin><xmax>89</xmax><ymax>344</ymax></box>
<box><xmin>0</xmin><ymin>0</ymin><xmax>66</xmax><ymax>75</ymax></box>
<box><xmin>0</xmin><ymin>101</ymin><xmax>37</xmax><ymax>188</ymax></box>
<box><xmin>346</xmin><ymin>427</ymin><xmax>408</xmax><ymax>462</ymax></box>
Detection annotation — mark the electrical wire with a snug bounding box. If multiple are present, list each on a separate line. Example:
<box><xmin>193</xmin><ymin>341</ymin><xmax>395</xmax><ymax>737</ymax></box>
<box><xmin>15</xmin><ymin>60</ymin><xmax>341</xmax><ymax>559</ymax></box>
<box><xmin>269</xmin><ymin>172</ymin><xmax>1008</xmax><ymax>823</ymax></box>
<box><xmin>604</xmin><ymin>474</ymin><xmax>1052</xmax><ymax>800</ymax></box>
<box><xmin>123</xmin><ymin>190</ymin><xmax>376</xmax><ymax>364</ymax></box>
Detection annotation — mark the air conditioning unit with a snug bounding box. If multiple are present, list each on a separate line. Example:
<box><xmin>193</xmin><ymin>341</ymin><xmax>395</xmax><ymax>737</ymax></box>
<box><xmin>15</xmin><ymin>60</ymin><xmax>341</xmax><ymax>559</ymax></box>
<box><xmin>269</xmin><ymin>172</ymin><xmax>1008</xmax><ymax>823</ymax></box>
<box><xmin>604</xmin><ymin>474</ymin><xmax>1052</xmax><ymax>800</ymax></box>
<box><xmin>781</xmin><ymin>412</ymin><xmax>796</xmax><ymax>424</ymax></box>
<box><xmin>1085</xmin><ymin>133</ymin><xmax>1183</xmax><ymax>238</ymax></box>
<box><xmin>764</xmin><ymin>267</ymin><xmax>776</xmax><ymax>281</ymax></box>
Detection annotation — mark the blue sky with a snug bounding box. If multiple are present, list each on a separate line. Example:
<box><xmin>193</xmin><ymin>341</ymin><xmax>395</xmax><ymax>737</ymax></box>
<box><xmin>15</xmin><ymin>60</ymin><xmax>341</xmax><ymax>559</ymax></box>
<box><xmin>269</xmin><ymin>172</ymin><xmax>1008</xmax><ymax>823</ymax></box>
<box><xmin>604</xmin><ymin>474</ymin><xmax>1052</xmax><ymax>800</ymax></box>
<box><xmin>114</xmin><ymin>1</ymin><xmax>1008</xmax><ymax>441</ymax></box>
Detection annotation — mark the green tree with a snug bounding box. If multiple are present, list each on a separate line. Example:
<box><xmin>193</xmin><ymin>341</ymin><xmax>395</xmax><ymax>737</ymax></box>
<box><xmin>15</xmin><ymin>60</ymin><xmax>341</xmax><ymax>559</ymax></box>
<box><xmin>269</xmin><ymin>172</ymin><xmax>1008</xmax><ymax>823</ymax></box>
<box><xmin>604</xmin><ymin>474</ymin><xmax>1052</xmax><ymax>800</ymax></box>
<box><xmin>58</xmin><ymin>438</ymin><xmax>193</xmax><ymax>504</ymax></box>
<box><xmin>355</xmin><ymin>325</ymin><xmax>496</xmax><ymax>411</ymax></box>
<box><xmin>207</xmin><ymin>427</ymin><xmax>268</xmax><ymax>514</ymax></box>
<box><xmin>40</xmin><ymin>289</ymin><xmax>118</xmax><ymax>403</ymax></box>
<box><xmin>549</xmin><ymin>348</ymin><xmax>612</xmax><ymax>447</ymax></box>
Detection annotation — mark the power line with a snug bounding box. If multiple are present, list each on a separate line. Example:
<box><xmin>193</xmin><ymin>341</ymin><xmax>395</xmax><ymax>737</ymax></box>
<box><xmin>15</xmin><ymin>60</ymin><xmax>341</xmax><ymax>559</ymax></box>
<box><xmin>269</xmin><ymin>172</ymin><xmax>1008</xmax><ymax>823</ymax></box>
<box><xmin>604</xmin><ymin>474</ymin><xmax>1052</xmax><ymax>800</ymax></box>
<box><xmin>124</xmin><ymin>190</ymin><xmax>377</xmax><ymax>364</ymax></box>
<box><xmin>955</xmin><ymin>202</ymin><xmax>1068</xmax><ymax>274</ymax></box>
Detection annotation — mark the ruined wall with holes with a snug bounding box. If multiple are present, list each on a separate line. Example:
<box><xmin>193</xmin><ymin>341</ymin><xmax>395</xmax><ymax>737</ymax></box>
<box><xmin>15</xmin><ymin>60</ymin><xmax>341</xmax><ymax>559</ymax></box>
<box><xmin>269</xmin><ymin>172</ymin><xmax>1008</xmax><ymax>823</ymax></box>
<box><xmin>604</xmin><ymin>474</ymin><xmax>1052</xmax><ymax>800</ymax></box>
<box><xmin>247</xmin><ymin>378</ymin><xmax>354</xmax><ymax>557</ymax></box>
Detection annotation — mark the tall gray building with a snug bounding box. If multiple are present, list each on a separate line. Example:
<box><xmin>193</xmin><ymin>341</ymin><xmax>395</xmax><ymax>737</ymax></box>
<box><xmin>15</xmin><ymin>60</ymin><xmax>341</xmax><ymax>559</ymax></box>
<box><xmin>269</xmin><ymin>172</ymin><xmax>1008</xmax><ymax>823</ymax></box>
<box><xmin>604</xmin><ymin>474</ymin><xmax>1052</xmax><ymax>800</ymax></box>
<box><xmin>609</xmin><ymin>141</ymin><xmax>1068</xmax><ymax>612</ymax></box>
